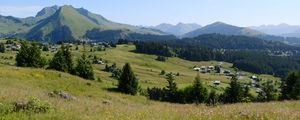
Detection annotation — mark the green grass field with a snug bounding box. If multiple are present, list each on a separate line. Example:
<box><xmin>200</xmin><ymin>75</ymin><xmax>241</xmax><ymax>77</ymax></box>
<box><xmin>0</xmin><ymin>43</ymin><xmax>299</xmax><ymax>120</ymax></box>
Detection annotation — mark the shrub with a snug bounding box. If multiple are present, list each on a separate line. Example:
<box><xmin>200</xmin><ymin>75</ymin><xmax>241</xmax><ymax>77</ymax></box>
<box><xmin>207</xmin><ymin>90</ymin><xmax>219</xmax><ymax>106</ymax></box>
<box><xmin>147</xmin><ymin>87</ymin><xmax>165</xmax><ymax>101</ymax></box>
<box><xmin>13</xmin><ymin>97</ymin><xmax>52</xmax><ymax>113</ymax></box>
<box><xmin>160</xmin><ymin>70</ymin><xmax>166</xmax><ymax>75</ymax></box>
<box><xmin>156</xmin><ymin>56</ymin><xmax>167</xmax><ymax>62</ymax></box>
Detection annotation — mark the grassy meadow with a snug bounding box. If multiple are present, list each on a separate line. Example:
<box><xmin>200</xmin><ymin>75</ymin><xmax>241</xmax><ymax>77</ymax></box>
<box><xmin>0</xmin><ymin>41</ymin><xmax>299</xmax><ymax>120</ymax></box>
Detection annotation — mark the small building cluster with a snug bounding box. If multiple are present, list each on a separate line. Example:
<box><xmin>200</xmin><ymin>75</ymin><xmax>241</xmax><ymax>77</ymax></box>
<box><xmin>193</xmin><ymin>65</ymin><xmax>215</xmax><ymax>73</ymax></box>
<box><xmin>5</xmin><ymin>44</ymin><xmax>21</xmax><ymax>51</ymax></box>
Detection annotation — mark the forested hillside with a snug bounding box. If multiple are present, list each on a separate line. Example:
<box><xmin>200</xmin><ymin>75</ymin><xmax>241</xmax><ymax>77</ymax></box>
<box><xmin>134</xmin><ymin>34</ymin><xmax>300</xmax><ymax>77</ymax></box>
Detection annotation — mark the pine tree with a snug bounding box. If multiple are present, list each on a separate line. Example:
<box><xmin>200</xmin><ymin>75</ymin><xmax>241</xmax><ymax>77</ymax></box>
<box><xmin>118</xmin><ymin>63</ymin><xmax>139</xmax><ymax>95</ymax></box>
<box><xmin>16</xmin><ymin>42</ymin><xmax>46</xmax><ymax>68</ymax></box>
<box><xmin>223</xmin><ymin>75</ymin><xmax>244</xmax><ymax>103</ymax></box>
<box><xmin>48</xmin><ymin>45</ymin><xmax>74</xmax><ymax>73</ymax></box>
<box><xmin>63</xmin><ymin>45</ymin><xmax>74</xmax><ymax>73</ymax></box>
<box><xmin>191</xmin><ymin>74</ymin><xmax>208</xmax><ymax>104</ymax></box>
<box><xmin>281</xmin><ymin>72</ymin><xmax>300</xmax><ymax>100</ymax></box>
<box><xmin>75</xmin><ymin>53</ymin><xmax>94</xmax><ymax>80</ymax></box>
<box><xmin>0</xmin><ymin>43</ymin><xmax>5</xmax><ymax>53</ymax></box>
<box><xmin>164</xmin><ymin>73</ymin><xmax>178</xmax><ymax>102</ymax></box>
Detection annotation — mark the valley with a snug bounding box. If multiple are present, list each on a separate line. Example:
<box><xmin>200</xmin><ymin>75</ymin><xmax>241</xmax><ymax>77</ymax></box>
<box><xmin>1</xmin><ymin>40</ymin><xmax>298</xmax><ymax>120</ymax></box>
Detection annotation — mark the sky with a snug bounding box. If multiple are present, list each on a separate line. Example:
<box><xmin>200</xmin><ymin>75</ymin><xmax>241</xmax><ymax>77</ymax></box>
<box><xmin>0</xmin><ymin>0</ymin><xmax>300</xmax><ymax>27</ymax></box>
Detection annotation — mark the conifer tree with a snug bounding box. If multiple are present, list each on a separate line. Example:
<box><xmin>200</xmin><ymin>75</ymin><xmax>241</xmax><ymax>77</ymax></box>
<box><xmin>0</xmin><ymin>43</ymin><xmax>5</xmax><ymax>53</ymax></box>
<box><xmin>75</xmin><ymin>53</ymin><xmax>94</xmax><ymax>80</ymax></box>
<box><xmin>16</xmin><ymin>42</ymin><xmax>46</xmax><ymax>68</ymax></box>
<box><xmin>118</xmin><ymin>63</ymin><xmax>139</xmax><ymax>95</ymax></box>
<box><xmin>164</xmin><ymin>73</ymin><xmax>178</xmax><ymax>102</ymax></box>
<box><xmin>281</xmin><ymin>72</ymin><xmax>300</xmax><ymax>100</ymax></box>
<box><xmin>223</xmin><ymin>75</ymin><xmax>244</xmax><ymax>103</ymax></box>
<box><xmin>191</xmin><ymin>74</ymin><xmax>208</xmax><ymax>104</ymax></box>
<box><xmin>48</xmin><ymin>45</ymin><xmax>74</xmax><ymax>73</ymax></box>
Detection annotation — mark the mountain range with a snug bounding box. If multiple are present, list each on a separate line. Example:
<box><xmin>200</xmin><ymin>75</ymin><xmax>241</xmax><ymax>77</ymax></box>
<box><xmin>181</xmin><ymin>22</ymin><xmax>300</xmax><ymax>46</ymax></box>
<box><xmin>183</xmin><ymin>22</ymin><xmax>264</xmax><ymax>38</ymax></box>
<box><xmin>250</xmin><ymin>24</ymin><xmax>300</xmax><ymax>35</ymax></box>
<box><xmin>1</xmin><ymin>5</ymin><xmax>300</xmax><ymax>45</ymax></box>
<box><xmin>150</xmin><ymin>23</ymin><xmax>201</xmax><ymax>36</ymax></box>
<box><xmin>0</xmin><ymin>5</ymin><xmax>175</xmax><ymax>43</ymax></box>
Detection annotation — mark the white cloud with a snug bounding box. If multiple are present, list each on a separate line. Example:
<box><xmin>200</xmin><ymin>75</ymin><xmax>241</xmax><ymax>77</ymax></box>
<box><xmin>0</xmin><ymin>5</ymin><xmax>43</xmax><ymax>18</ymax></box>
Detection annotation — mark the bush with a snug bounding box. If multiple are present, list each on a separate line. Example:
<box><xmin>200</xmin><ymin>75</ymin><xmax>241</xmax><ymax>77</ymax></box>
<box><xmin>147</xmin><ymin>87</ymin><xmax>165</xmax><ymax>101</ymax></box>
<box><xmin>207</xmin><ymin>90</ymin><xmax>219</xmax><ymax>106</ymax></box>
<box><xmin>257</xmin><ymin>81</ymin><xmax>278</xmax><ymax>102</ymax></box>
<box><xmin>160</xmin><ymin>70</ymin><xmax>166</xmax><ymax>75</ymax></box>
<box><xmin>156</xmin><ymin>56</ymin><xmax>167</xmax><ymax>62</ymax></box>
<box><xmin>13</xmin><ymin>97</ymin><xmax>52</xmax><ymax>114</ymax></box>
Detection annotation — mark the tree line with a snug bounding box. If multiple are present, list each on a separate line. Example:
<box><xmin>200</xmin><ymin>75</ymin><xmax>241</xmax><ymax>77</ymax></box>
<box><xmin>134</xmin><ymin>39</ymin><xmax>300</xmax><ymax>77</ymax></box>
<box><xmin>147</xmin><ymin>72</ymin><xmax>300</xmax><ymax>105</ymax></box>
<box><xmin>14</xmin><ymin>41</ymin><xmax>140</xmax><ymax>95</ymax></box>
<box><xmin>15</xmin><ymin>41</ymin><xmax>94</xmax><ymax>80</ymax></box>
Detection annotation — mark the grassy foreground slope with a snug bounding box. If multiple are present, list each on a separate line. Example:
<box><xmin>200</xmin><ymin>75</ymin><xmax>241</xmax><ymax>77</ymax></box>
<box><xmin>0</xmin><ymin>44</ymin><xmax>300</xmax><ymax>119</ymax></box>
<box><xmin>1</xmin><ymin>64</ymin><xmax>300</xmax><ymax>119</ymax></box>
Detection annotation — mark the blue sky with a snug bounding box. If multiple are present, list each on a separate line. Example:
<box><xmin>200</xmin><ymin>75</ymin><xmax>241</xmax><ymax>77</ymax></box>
<box><xmin>0</xmin><ymin>0</ymin><xmax>299</xmax><ymax>26</ymax></box>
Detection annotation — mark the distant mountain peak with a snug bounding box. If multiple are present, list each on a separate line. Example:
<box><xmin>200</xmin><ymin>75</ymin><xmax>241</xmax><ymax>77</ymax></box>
<box><xmin>35</xmin><ymin>5</ymin><xmax>59</xmax><ymax>18</ymax></box>
<box><xmin>251</xmin><ymin>23</ymin><xmax>300</xmax><ymax>35</ymax></box>
<box><xmin>23</xmin><ymin>5</ymin><xmax>174</xmax><ymax>42</ymax></box>
<box><xmin>152</xmin><ymin>22</ymin><xmax>202</xmax><ymax>36</ymax></box>
<box><xmin>208</xmin><ymin>22</ymin><xmax>234</xmax><ymax>27</ymax></box>
<box><xmin>183</xmin><ymin>21</ymin><xmax>263</xmax><ymax>38</ymax></box>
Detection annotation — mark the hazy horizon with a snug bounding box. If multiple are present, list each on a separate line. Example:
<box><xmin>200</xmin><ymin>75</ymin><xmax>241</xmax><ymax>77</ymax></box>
<box><xmin>1</xmin><ymin>0</ymin><xmax>300</xmax><ymax>27</ymax></box>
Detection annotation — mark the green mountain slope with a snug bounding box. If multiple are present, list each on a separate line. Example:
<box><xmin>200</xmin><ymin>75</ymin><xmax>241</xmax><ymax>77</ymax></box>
<box><xmin>0</xmin><ymin>16</ymin><xmax>29</xmax><ymax>37</ymax></box>
<box><xmin>0</xmin><ymin>43</ymin><xmax>299</xmax><ymax>119</ymax></box>
<box><xmin>0</xmin><ymin>5</ymin><xmax>174</xmax><ymax>42</ymax></box>
<box><xmin>26</xmin><ymin>5</ymin><xmax>99</xmax><ymax>42</ymax></box>
<box><xmin>24</xmin><ymin>5</ymin><xmax>174</xmax><ymax>42</ymax></box>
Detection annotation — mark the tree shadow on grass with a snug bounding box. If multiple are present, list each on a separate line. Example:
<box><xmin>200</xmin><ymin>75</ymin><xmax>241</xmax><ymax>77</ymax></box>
<box><xmin>105</xmin><ymin>87</ymin><xmax>121</xmax><ymax>93</ymax></box>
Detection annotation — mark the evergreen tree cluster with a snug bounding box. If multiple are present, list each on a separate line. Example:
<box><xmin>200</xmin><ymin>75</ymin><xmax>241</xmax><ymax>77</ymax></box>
<box><xmin>134</xmin><ymin>39</ymin><xmax>300</xmax><ymax>77</ymax></box>
<box><xmin>16</xmin><ymin>41</ymin><xmax>46</xmax><ymax>68</ymax></box>
<box><xmin>280</xmin><ymin>72</ymin><xmax>300</xmax><ymax>100</ymax></box>
<box><xmin>48</xmin><ymin>45</ymin><xmax>74</xmax><ymax>73</ymax></box>
<box><xmin>221</xmin><ymin>75</ymin><xmax>252</xmax><ymax>103</ymax></box>
<box><xmin>146</xmin><ymin>74</ymin><xmax>285</xmax><ymax>104</ymax></box>
<box><xmin>147</xmin><ymin>74</ymin><xmax>212</xmax><ymax>104</ymax></box>
<box><xmin>16</xmin><ymin>42</ymin><xmax>94</xmax><ymax>80</ymax></box>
